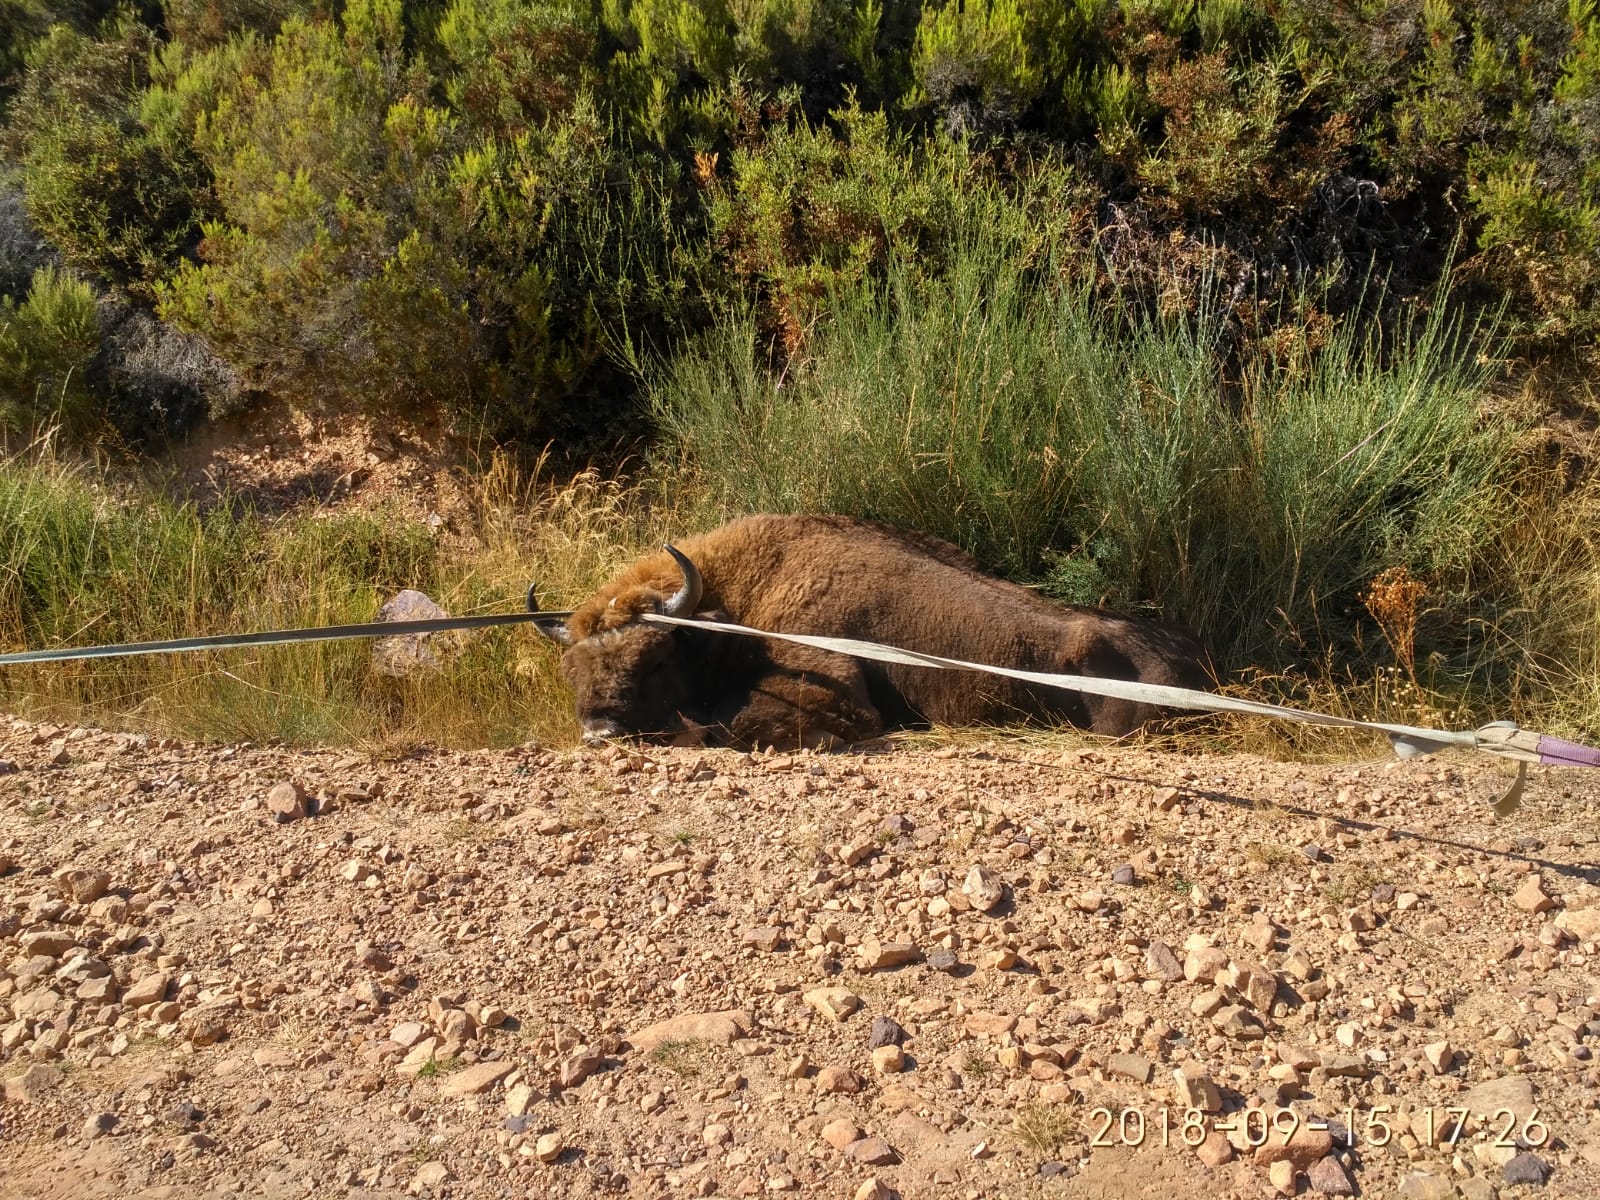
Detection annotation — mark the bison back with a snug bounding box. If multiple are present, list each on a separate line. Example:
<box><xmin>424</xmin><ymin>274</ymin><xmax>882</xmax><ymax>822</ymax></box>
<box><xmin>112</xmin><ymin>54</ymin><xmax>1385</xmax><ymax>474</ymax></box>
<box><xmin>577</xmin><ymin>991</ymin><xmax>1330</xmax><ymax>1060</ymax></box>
<box><xmin>680</xmin><ymin>514</ymin><xmax>1211</xmax><ymax>735</ymax></box>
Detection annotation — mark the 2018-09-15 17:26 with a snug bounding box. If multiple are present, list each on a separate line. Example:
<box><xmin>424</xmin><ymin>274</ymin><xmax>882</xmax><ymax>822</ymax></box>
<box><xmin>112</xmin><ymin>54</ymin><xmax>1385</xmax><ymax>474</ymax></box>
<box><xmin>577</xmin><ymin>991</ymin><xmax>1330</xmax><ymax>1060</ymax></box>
<box><xmin>1085</xmin><ymin>1104</ymin><xmax>1551</xmax><ymax>1150</ymax></box>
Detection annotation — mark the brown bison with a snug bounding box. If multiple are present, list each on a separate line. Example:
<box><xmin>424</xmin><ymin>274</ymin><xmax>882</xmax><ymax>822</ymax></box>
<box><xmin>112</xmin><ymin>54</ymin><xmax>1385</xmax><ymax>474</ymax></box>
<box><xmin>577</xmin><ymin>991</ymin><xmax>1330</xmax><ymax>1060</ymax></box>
<box><xmin>532</xmin><ymin>514</ymin><xmax>1212</xmax><ymax>749</ymax></box>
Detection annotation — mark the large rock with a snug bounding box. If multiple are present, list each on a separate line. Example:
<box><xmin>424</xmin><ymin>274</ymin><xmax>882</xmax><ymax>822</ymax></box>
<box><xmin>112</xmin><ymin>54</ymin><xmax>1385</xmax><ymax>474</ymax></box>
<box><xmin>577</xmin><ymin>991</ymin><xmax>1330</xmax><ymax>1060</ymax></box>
<box><xmin>1555</xmin><ymin>906</ymin><xmax>1600</xmax><ymax>943</ymax></box>
<box><xmin>1463</xmin><ymin>1075</ymin><xmax>1537</xmax><ymax>1126</ymax></box>
<box><xmin>1307</xmin><ymin>1154</ymin><xmax>1355</xmax><ymax>1195</ymax></box>
<box><xmin>19</xmin><ymin>930</ymin><xmax>75</xmax><ymax>958</ymax></box>
<box><xmin>803</xmin><ymin>988</ymin><xmax>861</xmax><ymax>1022</ymax></box>
<box><xmin>961</xmin><ymin>865</ymin><xmax>1006</xmax><ymax>913</ymax></box>
<box><xmin>440</xmin><ymin>1061</ymin><xmax>515</xmax><ymax>1097</ymax></box>
<box><xmin>53</xmin><ymin>868</ymin><xmax>111</xmax><ymax>904</ymax></box>
<box><xmin>1213</xmin><ymin>1004</ymin><xmax>1266</xmax><ymax>1039</ymax></box>
<box><xmin>1172</xmin><ymin>1064</ymin><xmax>1223</xmax><ymax>1112</ymax></box>
<box><xmin>843</xmin><ymin>1138</ymin><xmax>899</xmax><ymax>1166</ymax></box>
<box><xmin>373</xmin><ymin>590</ymin><xmax>460</xmax><ymax>677</ymax></box>
<box><xmin>1253</xmin><ymin>1121</ymin><xmax>1333</xmax><ymax>1173</ymax></box>
<box><xmin>1512</xmin><ymin>876</ymin><xmax>1554</xmax><ymax>913</ymax></box>
<box><xmin>1144</xmin><ymin>941</ymin><xmax>1184</xmax><ymax>981</ymax></box>
<box><xmin>265</xmin><ymin>781</ymin><xmax>307</xmax><ymax>823</ymax></box>
<box><xmin>3</xmin><ymin>1063</ymin><xmax>64</xmax><ymax>1103</ymax></box>
<box><xmin>857</xmin><ymin>937</ymin><xmax>922</xmax><ymax>971</ymax></box>
<box><xmin>1503</xmin><ymin>1152</ymin><xmax>1552</xmax><ymax>1186</ymax></box>
<box><xmin>628</xmin><ymin>1009</ymin><xmax>753</xmax><ymax>1053</ymax></box>
<box><xmin>13</xmin><ymin>987</ymin><xmax>63</xmax><ymax>1020</ymax></box>
<box><xmin>1108</xmin><ymin>1053</ymin><xmax>1153</xmax><ymax>1084</ymax></box>
<box><xmin>123</xmin><ymin>972</ymin><xmax>171</xmax><ymax>1008</ymax></box>
<box><xmin>558</xmin><ymin>1049</ymin><xmax>603</xmax><ymax>1088</ymax></box>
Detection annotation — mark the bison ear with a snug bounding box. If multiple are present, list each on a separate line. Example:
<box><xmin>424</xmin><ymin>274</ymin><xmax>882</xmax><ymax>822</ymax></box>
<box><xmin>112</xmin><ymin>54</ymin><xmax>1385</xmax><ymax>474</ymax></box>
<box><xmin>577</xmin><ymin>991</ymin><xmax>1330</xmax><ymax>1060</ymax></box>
<box><xmin>659</xmin><ymin>544</ymin><xmax>704</xmax><ymax>617</ymax></box>
<box><xmin>526</xmin><ymin>581</ymin><xmax>574</xmax><ymax>646</ymax></box>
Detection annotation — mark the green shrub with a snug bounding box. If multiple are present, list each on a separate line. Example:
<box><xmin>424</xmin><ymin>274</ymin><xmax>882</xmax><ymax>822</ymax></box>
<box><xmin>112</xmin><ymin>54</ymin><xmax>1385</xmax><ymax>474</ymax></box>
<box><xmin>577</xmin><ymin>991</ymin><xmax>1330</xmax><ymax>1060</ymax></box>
<box><xmin>154</xmin><ymin>0</ymin><xmax>692</xmax><ymax>443</ymax></box>
<box><xmin>910</xmin><ymin>0</ymin><xmax>1049</xmax><ymax>128</ymax></box>
<box><xmin>160</xmin><ymin>0</ymin><xmax>318</xmax><ymax>49</ymax></box>
<box><xmin>707</xmin><ymin>94</ymin><xmax>966</xmax><ymax>351</ymax></box>
<box><xmin>598</xmin><ymin>0</ymin><xmax>897</xmax><ymax>148</ymax></box>
<box><xmin>0</xmin><ymin>265</ymin><xmax>99</xmax><ymax>433</ymax></box>
<box><xmin>436</xmin><ymin>0</ymin><xmax>594</xmax><ymax>140</ymax></box>
<box><xmin>656</xmin><ymin>224</ymin><xmax>1515</xmax><ymax>680</ymax></box>
<box><xmin>3</xmin><ymin>16</ymin><xmax>209</xmax><ymax>292</ymax></box>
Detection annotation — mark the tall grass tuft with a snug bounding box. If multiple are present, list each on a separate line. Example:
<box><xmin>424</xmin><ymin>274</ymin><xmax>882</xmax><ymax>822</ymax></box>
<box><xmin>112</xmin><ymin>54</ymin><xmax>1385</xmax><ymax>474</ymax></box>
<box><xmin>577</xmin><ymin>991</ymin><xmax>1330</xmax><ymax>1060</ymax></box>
<box><xmin>0</xmin><ymin>444</ymin><xmax>667</xmax><ymax>749</ymax></box>
<box><xmin>654</xmin><ymin>225</ymin><xmax>1526</xmax><ymax>713</ymax></box>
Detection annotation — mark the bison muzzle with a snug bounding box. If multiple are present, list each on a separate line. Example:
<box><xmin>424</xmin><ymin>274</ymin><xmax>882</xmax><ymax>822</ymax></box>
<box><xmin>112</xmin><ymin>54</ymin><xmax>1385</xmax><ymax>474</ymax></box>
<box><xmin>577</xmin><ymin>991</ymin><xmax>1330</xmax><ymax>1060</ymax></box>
<box><xmin>532</xmin><ymin>514</ymin><xmax>1212</xmax><ymax>749</ymax></box>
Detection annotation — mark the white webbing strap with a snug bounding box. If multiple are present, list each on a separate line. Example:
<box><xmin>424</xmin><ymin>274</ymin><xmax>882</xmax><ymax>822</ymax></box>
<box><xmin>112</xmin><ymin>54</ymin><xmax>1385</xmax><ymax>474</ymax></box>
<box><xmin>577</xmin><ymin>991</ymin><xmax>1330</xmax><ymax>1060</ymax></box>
<box><xmin>642</xmin><ymin>613</ymin><xmax>1567</xmax><ymax>816</ymax></box>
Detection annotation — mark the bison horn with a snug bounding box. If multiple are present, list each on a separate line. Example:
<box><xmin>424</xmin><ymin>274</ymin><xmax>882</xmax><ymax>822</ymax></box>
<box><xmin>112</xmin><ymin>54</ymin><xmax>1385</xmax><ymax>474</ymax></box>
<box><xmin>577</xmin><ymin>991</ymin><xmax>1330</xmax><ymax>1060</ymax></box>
<box><xmin>660</xmin><ymin>544</ymin><xmax>703</xmax><ymax>617</ymax></box>
<box><xmin>525</xmin><ymin>581</ymin><xmax>573</xmax><ymax>646</ymax></box>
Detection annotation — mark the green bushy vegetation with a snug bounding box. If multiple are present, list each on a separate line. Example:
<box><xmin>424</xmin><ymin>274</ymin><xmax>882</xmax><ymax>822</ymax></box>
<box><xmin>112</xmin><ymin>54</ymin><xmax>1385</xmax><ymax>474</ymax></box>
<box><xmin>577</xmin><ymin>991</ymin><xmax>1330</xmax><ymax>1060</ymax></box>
<box><xmin>657</xmin><ymin>224</ymin><xmax>1514</xmax><ymax>681</ymax></box>
<box><xmin>3</xmin><ymin>0</ymin><xmax>1597</xmax><ymax>445</ymax></box>
<box><xmin>0</xmin><ymin>1</ymin><xmax>1598</xmax><ymax>746</ymax></box>
<box><xmin>0</xmin><ymin>266</ymin><xmax>99</xmax><ymax>432</ymax></box>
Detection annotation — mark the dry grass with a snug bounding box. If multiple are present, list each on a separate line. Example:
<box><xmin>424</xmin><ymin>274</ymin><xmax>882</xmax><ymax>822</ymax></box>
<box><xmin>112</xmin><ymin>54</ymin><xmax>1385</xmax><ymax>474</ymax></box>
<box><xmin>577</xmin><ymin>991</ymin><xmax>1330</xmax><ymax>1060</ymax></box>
<box><xmin>1244</xmin><ymin>841</ymin><xmax>1296</xmax><ymax>868</ymax></box>
<box><xmin>646</xmin><ymin>1038</ymin><xmax>709</xmax><ymax>1078</ymax></box>
<box><xmin>1010</xmin><ymin>1102</ymin><xmax>1079</xmax><ymax>1158</ymax></box>
<box><xmin>5</xmin><ymin>400</ymin><xmax>1600</xmax><ymax>755</ymax></box>
<box><xmin>0</xmin><ymin>442</ymin><xmax>674</xmax><ymax>749</ymax></box>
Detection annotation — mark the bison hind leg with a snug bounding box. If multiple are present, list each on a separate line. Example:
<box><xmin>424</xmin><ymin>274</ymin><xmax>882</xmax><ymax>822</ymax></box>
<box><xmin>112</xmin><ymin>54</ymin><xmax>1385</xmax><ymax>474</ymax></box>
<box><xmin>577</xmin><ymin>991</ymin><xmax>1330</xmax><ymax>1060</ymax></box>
<box><xmin>714</xmin><ymin>663</ymin><xmax>884</xmax><ymax>752</ymax></box>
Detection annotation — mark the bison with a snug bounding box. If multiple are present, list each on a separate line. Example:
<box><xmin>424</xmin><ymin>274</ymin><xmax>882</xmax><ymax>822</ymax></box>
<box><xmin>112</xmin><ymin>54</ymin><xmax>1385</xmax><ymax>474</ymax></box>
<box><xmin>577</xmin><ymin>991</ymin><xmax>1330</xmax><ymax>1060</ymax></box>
<box><xmin>531</xmin><ymin>514</ymin><xmax>1212</xmax><ymax>749</ymax></box>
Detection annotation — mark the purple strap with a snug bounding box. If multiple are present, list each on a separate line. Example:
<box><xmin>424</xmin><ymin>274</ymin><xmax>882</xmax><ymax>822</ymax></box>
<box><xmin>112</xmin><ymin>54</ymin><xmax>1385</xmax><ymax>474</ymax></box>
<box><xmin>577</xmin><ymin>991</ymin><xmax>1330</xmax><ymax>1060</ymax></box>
<box><xmin>1538</xmin><ymin>734</ymin><xmax>1600</xmax><ymax>768</ymax></box>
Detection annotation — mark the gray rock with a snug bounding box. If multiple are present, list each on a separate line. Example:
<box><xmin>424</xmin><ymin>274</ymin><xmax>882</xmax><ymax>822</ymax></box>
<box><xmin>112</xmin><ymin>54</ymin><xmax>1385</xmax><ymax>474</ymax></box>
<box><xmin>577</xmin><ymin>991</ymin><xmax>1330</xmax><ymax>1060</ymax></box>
<box><xmin>1107</xmin><ymin>1052</ymin><xmax>1152</xmax><ymax>1083</ymax></box>
<box><xmin>1143</xmin><ymin>941</ymin><xmax>1184</xmax><ymax>981</ymax></box>
<box><xmin>867</xmin><ymin>1016</ymin><xmax>906</xmax><ymax>1049</ymax></box>
<box><xmin>1503</xmin><ymin>1152</ymin><xmax>1551</xmax><ymax>1186</ymax></box>
<box><xmin>373</xmin><ymin>590</ymin><xmax>458</xmax><ymax>677</ymax></box>
<box><xmin>926</xmin><ymin>947</ymin><xmax>960</xmax><ymax>973</ymax></box>
<box><xmin>1306</xmin><ymin>1153</ymin><xmax>1355</xmax><ymax>1195</ymax></box>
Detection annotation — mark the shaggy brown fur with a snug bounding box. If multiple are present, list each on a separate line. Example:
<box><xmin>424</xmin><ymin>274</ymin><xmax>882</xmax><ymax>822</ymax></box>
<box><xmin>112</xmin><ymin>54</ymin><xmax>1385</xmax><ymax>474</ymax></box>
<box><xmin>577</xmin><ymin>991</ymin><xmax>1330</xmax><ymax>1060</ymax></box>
<box><xmin>545</xmin><ymin>514</ymin><xmax>1213</xmax><ymax>748</ymax></box>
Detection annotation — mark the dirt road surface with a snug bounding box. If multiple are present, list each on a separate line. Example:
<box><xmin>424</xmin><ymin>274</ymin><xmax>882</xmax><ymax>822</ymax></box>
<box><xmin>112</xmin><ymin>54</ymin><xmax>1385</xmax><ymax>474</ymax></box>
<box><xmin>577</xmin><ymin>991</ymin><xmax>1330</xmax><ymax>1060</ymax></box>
<box><xmin>2</xmin><ymin>717</ymin><xmax>1598</xmax><ymax>1200</ymax></box>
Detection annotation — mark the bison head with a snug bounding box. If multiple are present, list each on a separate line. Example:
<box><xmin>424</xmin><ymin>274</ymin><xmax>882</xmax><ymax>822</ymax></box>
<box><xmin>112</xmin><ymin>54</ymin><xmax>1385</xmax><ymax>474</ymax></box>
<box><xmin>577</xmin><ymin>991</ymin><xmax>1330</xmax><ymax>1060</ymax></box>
<box><xmin>534</xmin><ymin>545</ymin><xmax>707</xmax><ymax>742</ymax></box>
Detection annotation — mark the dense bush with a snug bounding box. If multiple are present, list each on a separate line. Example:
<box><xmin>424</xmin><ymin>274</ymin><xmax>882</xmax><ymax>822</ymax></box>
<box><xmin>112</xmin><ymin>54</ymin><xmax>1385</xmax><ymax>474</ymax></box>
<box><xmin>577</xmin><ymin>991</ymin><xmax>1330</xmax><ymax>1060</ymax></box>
<box><xmin>3</xmin><ymin>0</ymin><xmax>1595</xmax><ymax>446</ymax></box>
<box><xmin>0</xmin><ymin>2</ymin><xmax>1595</xmax><ymax>704</ymax></box>
<box><xmin>657</xmin><ymin>226</ymin><xmax>1513</xmax><ymax>679</ymax></box>
<box><xmin>0</xmin><ymin>1</ymin><xmax>1597</xmax><ymax>743</ymax></box>
<box><xmin>3</xmin><ymin>16</ymin><xmax>210</xmax><ymax>292</ymax></box>
<box><xmin>146</xmin><ymin>0</ymin><xmax>694</xmax><ymax>444</ymax></box>
<box><xmin>0</xmin><ymin>265</ymin><xmax>100</xmax><ymax>433</ymax></box>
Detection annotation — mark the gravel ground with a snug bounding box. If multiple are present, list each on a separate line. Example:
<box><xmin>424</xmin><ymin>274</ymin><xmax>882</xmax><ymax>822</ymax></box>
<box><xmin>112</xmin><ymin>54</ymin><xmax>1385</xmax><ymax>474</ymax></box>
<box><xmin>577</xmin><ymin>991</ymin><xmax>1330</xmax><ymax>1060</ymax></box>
<box><xmin>2</xmin><ymin>715</ymin><xmax>1598</xmax><ymax>1200</ymax></box>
